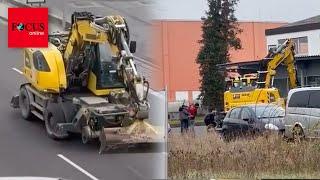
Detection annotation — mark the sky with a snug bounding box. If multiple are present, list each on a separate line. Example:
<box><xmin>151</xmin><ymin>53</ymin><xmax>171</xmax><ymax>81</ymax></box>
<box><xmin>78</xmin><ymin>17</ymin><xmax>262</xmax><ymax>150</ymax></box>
<box><xmin>153</xmin><ymin>0</ymin><xmax>320</xmax><ymax>23</ymax></box>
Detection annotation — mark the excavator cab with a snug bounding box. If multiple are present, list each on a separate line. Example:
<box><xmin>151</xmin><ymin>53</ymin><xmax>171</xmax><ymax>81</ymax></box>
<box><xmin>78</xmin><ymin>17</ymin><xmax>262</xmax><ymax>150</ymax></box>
<box><xmin>88</xmin><ymin>43</ymin><xmax>125</xmax><ymax>95</ymax></box>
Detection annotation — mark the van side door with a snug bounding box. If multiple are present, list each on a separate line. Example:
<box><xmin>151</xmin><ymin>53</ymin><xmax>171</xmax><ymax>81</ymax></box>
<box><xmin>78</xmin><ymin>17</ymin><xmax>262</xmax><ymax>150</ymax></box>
<box><xmin>286</xmin><ymin>90</ymin><xmax>311</xmax><ymax>135</ymax></box>
<box><xmin>307</xmin><ymin>91</ymin><xmax>320</xmax><ymax>138</ymax></box>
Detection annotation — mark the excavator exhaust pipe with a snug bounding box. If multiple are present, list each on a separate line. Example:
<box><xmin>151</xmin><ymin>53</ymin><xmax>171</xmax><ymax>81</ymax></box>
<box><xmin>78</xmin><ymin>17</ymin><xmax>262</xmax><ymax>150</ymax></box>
<box><xmin>99</xmin><ymin>119</ymin><xmax>161</xmax><ymax>154</ymax></box>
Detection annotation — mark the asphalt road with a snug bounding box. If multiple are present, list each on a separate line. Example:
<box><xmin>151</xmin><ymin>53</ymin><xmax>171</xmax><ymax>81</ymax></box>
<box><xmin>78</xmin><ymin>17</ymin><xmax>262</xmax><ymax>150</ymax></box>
<box><xmin>9</xmin><ymin>0</ymin><xmax>159</xmax><ymax>85</ymax></box>
<box><xmin>36</xmin><ymin>0</ymin><xmax>159</xmax><ymax>83</ymax></box>
<box><xmin>0</xmin><ymin>1</ymin><xmax>166</xmax><ymax>179</ymax></box>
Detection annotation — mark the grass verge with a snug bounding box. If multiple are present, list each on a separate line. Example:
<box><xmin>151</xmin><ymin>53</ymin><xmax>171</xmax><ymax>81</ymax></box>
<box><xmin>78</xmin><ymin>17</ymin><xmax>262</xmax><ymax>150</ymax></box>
<box><xmin>168</xmin><ymin>132</ymin><xmax>320</xmax><ymax>179</ymax></box>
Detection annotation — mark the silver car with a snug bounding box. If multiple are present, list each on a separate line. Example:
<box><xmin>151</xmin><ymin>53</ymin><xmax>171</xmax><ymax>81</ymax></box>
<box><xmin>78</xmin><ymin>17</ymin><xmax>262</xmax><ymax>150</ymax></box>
<box><xmin>284</xmin><ymin>87</ymin><xmax>320</xmax><ymax>140</ymax></box>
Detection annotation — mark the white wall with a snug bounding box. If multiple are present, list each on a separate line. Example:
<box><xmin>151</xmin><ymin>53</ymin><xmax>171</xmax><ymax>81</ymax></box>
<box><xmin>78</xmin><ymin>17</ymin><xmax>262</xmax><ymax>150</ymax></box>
<box><xmin>266</xmin><ymin>29</ymin><xmax>320</xmax><ymax>56</ymax></box>
<box><xmin>146</xmin><ymin>89</ymin><xmax>166</xmax><ymax>179</ymax></box>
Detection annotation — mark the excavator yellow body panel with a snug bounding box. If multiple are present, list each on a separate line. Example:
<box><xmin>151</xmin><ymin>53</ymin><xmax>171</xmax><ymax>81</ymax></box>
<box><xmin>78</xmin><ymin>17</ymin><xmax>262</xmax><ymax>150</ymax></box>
<box><xmin>23</xmin><ymin>43</ymin><xmax>67</xmax><ymax>93</ymax></box>
<box><xmin>87</xmin><ymin>71</ymin><xmax>125</xmax><ymax>96</ymax></box>
<box><xmin>224</xmin><ymin>88</ymin><xmax>284</xmax><ymax>112</ymax></box>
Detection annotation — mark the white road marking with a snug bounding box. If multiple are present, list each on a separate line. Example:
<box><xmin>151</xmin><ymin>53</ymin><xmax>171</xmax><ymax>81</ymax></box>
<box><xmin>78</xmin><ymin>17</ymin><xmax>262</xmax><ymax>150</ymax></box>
<box><xmin>12</xmin><ymin>67</ymin><xmax>23</xmax><ymax>74</ymax></box>
<box><xmin>57</xmin><ymin>154</ymin><xmax>99</xmax><ymax>180</ymax></box>
<box><xmin>127</xmin><ymin>166</ymin><xmax>145</xmax><ymax>179</ymax></box>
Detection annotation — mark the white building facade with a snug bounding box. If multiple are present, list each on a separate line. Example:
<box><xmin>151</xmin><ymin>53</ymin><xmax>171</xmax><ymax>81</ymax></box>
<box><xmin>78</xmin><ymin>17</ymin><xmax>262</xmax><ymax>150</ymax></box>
<box><xmin>266</xmin><ymin>30</ymin><xmax>320</xmax><ymax>57</ymax></box>
<box><xmin>266</xmin><ymin>15</ymin><xmax>320</xmax><ymax>56</ymax></box>
<box><xmin>264</xmin><ymin>15</ymin><xmax>320</xmax><ymax>96</ymax></box>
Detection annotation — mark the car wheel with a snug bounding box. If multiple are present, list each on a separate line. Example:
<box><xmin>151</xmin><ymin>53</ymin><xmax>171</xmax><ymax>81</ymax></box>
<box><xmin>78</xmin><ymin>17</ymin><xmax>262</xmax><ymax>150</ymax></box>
<box><xmin>292</xmin><ymin>125</ymin><xmax>304</xmax><ymax>143</ymax></box>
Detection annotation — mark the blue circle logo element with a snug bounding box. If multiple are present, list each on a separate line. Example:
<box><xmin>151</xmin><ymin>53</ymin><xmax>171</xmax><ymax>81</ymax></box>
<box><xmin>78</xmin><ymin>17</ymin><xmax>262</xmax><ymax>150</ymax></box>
<box><xmin>16</xmin><ymin>23</ymin><xmax>24</xmax><ymax>31</ymax></box>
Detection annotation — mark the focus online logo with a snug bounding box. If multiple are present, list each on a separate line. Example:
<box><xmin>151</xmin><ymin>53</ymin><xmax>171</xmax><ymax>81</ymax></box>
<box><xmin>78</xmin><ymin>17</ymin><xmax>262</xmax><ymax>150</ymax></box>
<box><xmin>8</xmin><ymin>8</ymin><xmax>48</xmax><ymax>48</ymax></box>
<box><xmin>16</xmin><ymin>23</ymin><xmax>24</xmax><ymax>31</ymax></box>
<box><xmin>11</xmin><ymin>22</ymin><xmax>46</xmax><ymax>35</ymax></box>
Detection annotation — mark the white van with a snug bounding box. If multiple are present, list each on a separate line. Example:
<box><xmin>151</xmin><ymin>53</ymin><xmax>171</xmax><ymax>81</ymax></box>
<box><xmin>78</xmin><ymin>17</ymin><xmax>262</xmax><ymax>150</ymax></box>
<box><xmin>284</xmin><ymin>87</ymin><xmax>320</xmax><ymax>140</ymax></box>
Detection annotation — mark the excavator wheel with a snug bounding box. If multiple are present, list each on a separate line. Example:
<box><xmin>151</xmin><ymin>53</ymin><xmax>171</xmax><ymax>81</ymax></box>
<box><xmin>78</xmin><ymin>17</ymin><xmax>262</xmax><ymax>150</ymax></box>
<box><xmin>19</xmin><ymin>86</ymin><xmax>33</xmax><ymax>121</ymax></box>
<box><xmin>44</xmin><ymin>101</ymin><xmax>69</xmax><ymax>140</ymax></box>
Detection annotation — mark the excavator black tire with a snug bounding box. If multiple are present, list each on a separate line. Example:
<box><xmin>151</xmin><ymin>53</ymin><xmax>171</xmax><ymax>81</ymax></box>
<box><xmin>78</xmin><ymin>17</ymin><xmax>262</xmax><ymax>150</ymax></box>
<box><xmin>19</xmin><ymin>86</ymin><xmax>33</xmax><ymax>121</ymax></box>
<box><xmin>44</xmin><ymin>101</ymin><xmax>69</xmax><ymax>140</ymax></box>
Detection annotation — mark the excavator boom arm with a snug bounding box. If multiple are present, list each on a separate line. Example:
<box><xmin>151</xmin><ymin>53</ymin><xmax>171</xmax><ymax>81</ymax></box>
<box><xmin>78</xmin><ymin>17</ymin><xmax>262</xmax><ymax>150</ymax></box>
<box><xmin>263</xmin><ymin>39</ymin><xmax>298</xmax><ymax>88</ymax></box>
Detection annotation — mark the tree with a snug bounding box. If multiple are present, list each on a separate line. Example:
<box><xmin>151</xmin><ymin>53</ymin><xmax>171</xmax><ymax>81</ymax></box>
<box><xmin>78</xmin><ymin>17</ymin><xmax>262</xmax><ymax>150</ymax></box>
<box><xmin>196</xmin><ymin>0</ymin><xmax>241</xmax><ymax>111</ymax></box>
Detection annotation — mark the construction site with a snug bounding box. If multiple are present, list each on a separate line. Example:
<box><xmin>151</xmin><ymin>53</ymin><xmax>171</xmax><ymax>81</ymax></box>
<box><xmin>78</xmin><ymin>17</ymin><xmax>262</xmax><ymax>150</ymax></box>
<box><xmin>0</xmin><ymin>0</ymin><xmax>320</xmax><ymax>179</ymax></box>
<box><xmin>162</xmin><ymin>0</ymin><xmax>320</xmax><ymax>179</ymax></box>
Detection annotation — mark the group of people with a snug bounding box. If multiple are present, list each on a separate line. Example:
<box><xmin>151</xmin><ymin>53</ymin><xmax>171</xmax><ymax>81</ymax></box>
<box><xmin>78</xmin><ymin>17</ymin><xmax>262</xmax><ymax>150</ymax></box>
<box><xmin>179</xmin><ymin>103</ymin><xmax>199</xmax><ymax>133</ymax></box>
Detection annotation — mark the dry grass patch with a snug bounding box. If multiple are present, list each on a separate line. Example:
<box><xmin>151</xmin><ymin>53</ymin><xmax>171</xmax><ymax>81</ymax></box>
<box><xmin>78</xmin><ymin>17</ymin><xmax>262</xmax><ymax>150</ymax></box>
<box><xmin>168</xmin><ymin>132</ymin><xmax>320</xmax><ymax>179</ymax></box>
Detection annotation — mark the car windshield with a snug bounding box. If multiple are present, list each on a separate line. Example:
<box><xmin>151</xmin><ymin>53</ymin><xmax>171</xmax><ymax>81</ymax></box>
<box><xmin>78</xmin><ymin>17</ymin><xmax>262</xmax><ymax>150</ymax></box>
<box><xmin>251</xmin><ymin>106</ymin><xmax>285</xmax><ymax>118</ymax></box>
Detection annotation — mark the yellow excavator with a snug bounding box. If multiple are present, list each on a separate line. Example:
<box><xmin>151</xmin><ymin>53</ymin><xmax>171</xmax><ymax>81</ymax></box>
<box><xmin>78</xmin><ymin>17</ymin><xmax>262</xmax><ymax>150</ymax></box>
<box><xmin>224</xmin><ymin>39</ymin><xmax>298</xmax><ymax>112</ymax></box>
<box><xmin>11</xmin><ymin>12</ymin><xmax>160</xmax><ymax>153</ymax></box>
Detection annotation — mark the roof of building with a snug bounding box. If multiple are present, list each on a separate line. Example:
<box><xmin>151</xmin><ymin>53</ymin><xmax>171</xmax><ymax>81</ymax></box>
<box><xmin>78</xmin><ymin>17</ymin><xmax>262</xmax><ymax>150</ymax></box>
<box><xmin>265</xmin><ymin>15</ymin><xmax>320</xmax><ymax>36</ymax></box>
<box><xmin>283</xmin><ymin>15</ymin><xmax>320</xmax><ymax>27</ymax></box>
<box><xmin>218</xmin><ymin>55</ymin><xmax>320</xmax><ymax>70</ymax></box>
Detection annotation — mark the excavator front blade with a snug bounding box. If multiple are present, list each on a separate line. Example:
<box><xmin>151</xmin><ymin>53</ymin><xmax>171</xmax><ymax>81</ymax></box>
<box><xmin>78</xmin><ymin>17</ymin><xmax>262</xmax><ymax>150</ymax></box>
<box><xmin>99</xmin><ymin>120</ymin><xmax>162</xmax><ymax>154</ymax></box>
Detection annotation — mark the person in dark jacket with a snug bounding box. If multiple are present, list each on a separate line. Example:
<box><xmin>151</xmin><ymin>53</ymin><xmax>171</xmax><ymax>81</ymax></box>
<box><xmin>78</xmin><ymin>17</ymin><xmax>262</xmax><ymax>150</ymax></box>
<box><xmin>179</xmin><ymin>105</ymin><xmax>189</xmax><ymax>133</ymax></box>
<box><xmin>204</xmin><ymin>112</ymin><xmax>215</xmax><ymax>126</ymax></box>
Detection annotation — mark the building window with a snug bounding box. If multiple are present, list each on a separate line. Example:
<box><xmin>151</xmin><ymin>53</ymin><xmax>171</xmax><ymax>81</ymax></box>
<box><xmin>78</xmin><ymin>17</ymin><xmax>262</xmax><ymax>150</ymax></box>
<box><xmin>175</xmin><ymin>91</ymin><xmax>188</xmax><ymax>101</ymax></box>
<box><xmin>299</xmin><ymin>37</ymin><xmax>308</xmax><ymax>54</ymax></box>
<box><xmin>278</xmin><ymin>37</ymin><xmax>308</xmax><ymax>55</ymax></box>
<box><xmin>306</xmin><ymin>76</ymin><xmax>320</xmax><ymax>87</ymax></box>
<box><xmin>192</xmin><ymin>91</ymin><xmax>201</xmax><ymax>100</ymax></box>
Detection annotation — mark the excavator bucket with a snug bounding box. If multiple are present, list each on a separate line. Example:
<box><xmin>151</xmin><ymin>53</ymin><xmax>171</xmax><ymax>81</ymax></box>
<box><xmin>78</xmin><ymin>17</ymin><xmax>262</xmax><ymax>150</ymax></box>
<box><xmin>99</xmin><ymin>120</ymin><xmax>162</xmax><ymax>154</ymax></box>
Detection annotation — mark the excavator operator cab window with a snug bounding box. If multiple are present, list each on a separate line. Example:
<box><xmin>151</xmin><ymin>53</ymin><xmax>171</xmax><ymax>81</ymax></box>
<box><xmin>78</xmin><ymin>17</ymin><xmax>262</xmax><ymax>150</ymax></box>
<box><xmin>32</xmin><ymin>51</ymin><xmax>50</xmax><ymax>72</ymax></box>
<box><xmin>250</xmin><ymin>79</ymin><xmax>257</xmax><ymax>87</ymax></box>
<box><xmin>241</xmin><ymin>79</ymin><xmax>247</xmax><ymax>87</ymax></box>
<box><xmin>233</xmin><ymin>81</ymin><xmax>240</xmax><ymax>88</ymax></box>
<box><xmin>92</xmin><ymin>43</ymin><xmax>125</xmax><ymax>89</ymax></box>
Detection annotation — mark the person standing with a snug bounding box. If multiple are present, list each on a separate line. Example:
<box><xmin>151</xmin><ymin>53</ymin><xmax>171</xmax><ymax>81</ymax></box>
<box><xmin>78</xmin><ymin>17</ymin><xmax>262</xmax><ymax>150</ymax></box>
<box><xmin>188</xmin><ymin>103</ymin><xmax>198</xmax><ymax>133</ymax></box>
<box><xmin>179</xmin><ymin>105</ymin><xmax>189</xmax><ymax>133</ymax></box>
